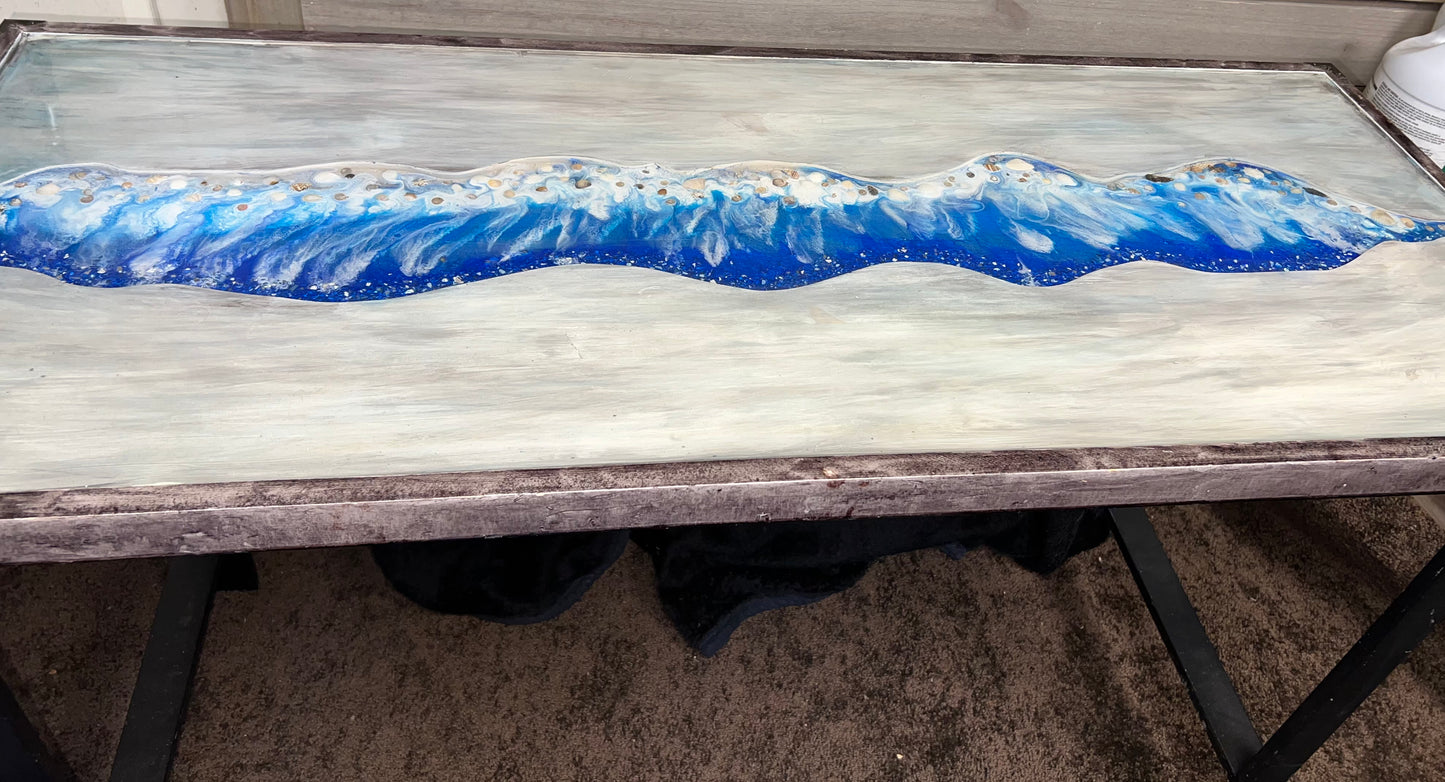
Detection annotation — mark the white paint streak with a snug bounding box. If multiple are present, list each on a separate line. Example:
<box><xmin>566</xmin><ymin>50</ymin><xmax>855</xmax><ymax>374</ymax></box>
<box><xmin>1011</xmin><ymin>225</ymin><xmax>1054</xmax><ymax>254</ymax></box>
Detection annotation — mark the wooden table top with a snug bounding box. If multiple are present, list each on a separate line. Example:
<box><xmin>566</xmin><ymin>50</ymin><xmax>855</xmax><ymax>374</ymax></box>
<box><xmin>1</xmin><ymin>22</ymin><xmax>1443</xmax><ymax>562</ymax></box>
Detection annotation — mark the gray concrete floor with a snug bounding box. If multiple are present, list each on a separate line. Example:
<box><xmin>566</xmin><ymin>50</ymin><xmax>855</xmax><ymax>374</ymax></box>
<box><xmin>2</xmin><ymin>498</ymin><xmax>1443</xmax><ymax>781</ymax></box>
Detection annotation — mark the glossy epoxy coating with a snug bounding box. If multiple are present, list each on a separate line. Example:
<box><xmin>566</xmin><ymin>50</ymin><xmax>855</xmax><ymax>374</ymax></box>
<box><xmin>2</xmin><ymin>31</ymin><xmax>1444</xmax><ymax>492</ymax></box>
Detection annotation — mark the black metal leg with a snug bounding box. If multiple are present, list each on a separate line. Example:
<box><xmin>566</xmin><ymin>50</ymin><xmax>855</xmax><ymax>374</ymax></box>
<box><xmin>1110</xmin><ymin>507</ymin><xmax>1445</xmax><ymax>782</ymax></box>
<box><xmin>1109</xmin><ymin>507</ymin><xmax>1263</xmax><ymax>777</ymax></box>
<box><xmin>0</xmin><ymin>671</ymin><xmax>74</xmax><ymax>782</ymax></box>
<box><xmin>108</xmin><ymin>553</ymin><xmax>255</xmax><ymax>782</ymax></box>
<box><xmin>1235</xmin><ymin>541</ymin><xmax>1445</xmax><ymax>782</ymax></box>
<box><xmin>214</xmin><ymin>553</ymin><xmax>259</xmax><ymax>593</ymax></box>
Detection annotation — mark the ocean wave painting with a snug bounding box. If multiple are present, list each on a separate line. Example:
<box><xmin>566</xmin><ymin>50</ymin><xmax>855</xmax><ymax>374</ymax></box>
<box><xmin>0</xmin><ymin>154</ymin><xmax>1439</xmax><ymax>302</ymax></box>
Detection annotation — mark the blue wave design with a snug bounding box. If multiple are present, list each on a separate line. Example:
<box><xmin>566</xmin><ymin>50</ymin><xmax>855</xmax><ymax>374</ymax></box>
<box><xmin>0</xmin><ymin>155</ymin><xmax>1440</xmax><ymax>301</ymax></box>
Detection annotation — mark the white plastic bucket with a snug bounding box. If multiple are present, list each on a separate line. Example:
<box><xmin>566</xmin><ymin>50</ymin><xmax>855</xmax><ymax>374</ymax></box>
<box><xmin>1367</xmin><ymin>20</ymin><xmax>1445</xmax><ymax>168</ymax></box>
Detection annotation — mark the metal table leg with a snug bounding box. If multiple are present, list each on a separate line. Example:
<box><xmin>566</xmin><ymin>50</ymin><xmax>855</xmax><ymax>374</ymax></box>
<box><xmin>0</xmin><ymin>670</ymin><xmax>74</xmax><ymax>782</ymax></box>
<box><xmin>1235</xmin><ymin>540</ymin><xmax>1445</xmax><ymax>782</ymax></box>
<box><xmin>1109</xmin><ymin>507</ymin><xmax>1445</xmax><ymax>782</ymax></box>
<box><xmin>108</xmin><ymin>553</ymin><xmax>256</xmax><ymax>782</ymax></box>
<box><xmin>1109</xmin><ymin>506</ymin><xmax>1263</xmax><ymax>776</ymax></box>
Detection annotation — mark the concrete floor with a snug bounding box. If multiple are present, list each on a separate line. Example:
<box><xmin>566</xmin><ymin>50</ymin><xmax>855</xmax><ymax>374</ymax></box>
<box><xmin>2</xmin><ymin>497</ymin><xmax>1443</xmax><ymax>781</ymax></box>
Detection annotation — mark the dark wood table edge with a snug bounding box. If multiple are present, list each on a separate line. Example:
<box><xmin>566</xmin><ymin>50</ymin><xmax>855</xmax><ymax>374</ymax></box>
<box><xmin>0</xmin><ymin>17</ymin><xmax>1364</xmax><ymax>71</ymax></box>
<box><xmin>1</xmin><ymin>438</ymin><xmax>1442</xmax><ymax>563</ymax></box>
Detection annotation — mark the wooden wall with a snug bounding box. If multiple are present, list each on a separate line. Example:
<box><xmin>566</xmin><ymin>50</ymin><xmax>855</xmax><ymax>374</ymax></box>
<box><xmin>226</xmin><ymin>0</ymin><xmax>302</xmax><ymax>28</ymax></box>
<box><xmin>1</xmin><ymin>0</ymin><xmax>227</xmax><ymax>25</ymax></box>
<box><xmin>222</xmin><ymin>0</ymin><xmax>1445</xmax><ymax>84</ymax></box>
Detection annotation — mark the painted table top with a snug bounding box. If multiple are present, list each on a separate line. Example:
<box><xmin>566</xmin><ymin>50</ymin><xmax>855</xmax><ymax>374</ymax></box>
<box><xmin>2</xmin><ymin>24</ymin><xmax>1445</xmax><ymax>496</ymax></box>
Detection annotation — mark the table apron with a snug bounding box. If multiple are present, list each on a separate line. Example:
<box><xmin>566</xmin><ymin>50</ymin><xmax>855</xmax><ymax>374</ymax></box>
<box><xmin>2</xmin><ymin>456</ymin><xmax>1442</xmax><ymax>563</ymax></box>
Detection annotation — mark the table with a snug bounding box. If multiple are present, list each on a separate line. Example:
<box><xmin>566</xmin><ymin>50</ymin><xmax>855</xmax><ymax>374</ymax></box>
<box><xmin>0</xmin><ymin>20</ymin><xmax>1442</xmax><ymax>782</ymax></box>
